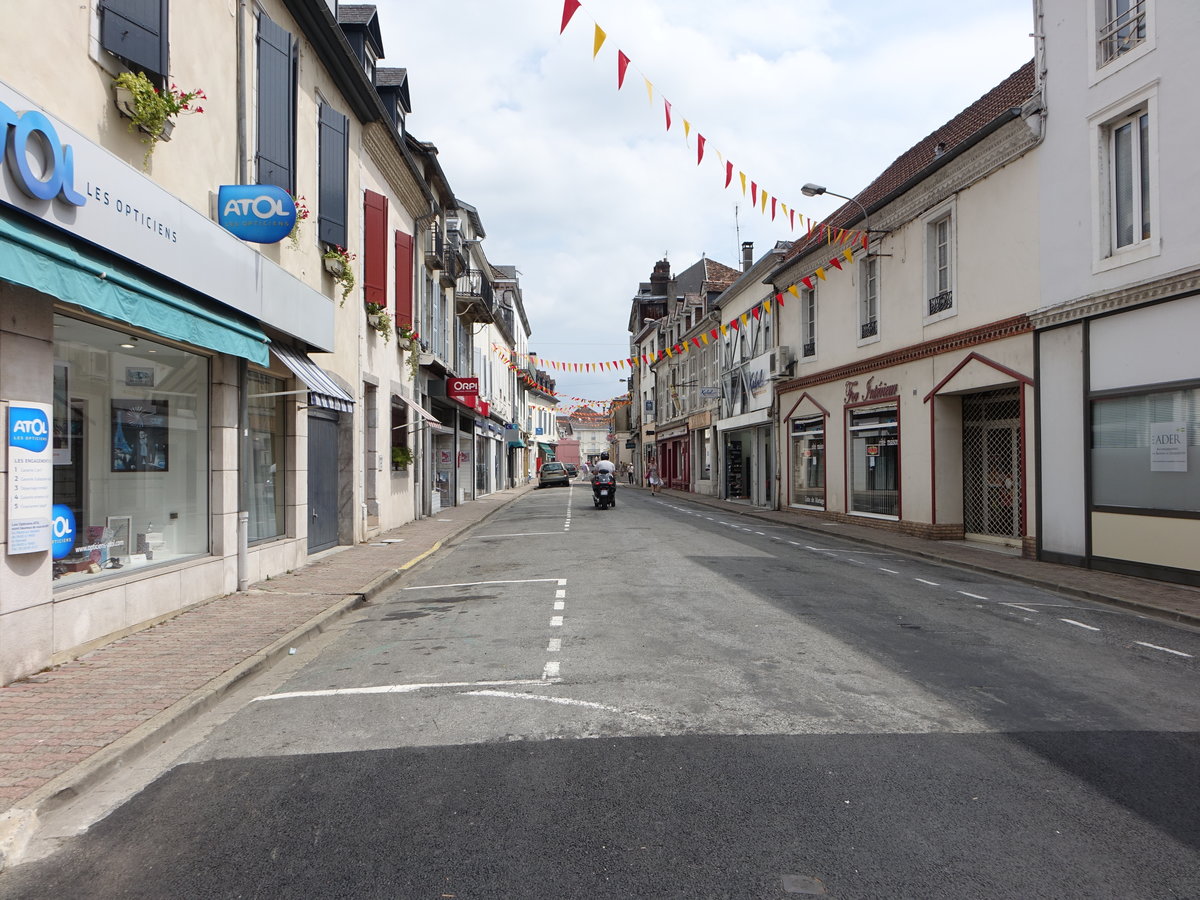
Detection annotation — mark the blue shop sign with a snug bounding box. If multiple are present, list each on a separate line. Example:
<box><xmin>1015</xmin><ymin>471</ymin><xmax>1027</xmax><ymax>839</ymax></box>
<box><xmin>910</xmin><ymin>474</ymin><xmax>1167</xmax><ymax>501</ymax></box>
<box><xmin>0</xmin><ymin>101</ymin><xmax>86</xmax><ymax>207</ymax></box>
<box><xmin>50</xmin><ymin>504</ymin><xmax>76</xmax><ymax>560</ymax></box>
<box><xmin>217</xmin><ymin>185</ymin><xmax>296</xmax><ymax>244</ymax></box>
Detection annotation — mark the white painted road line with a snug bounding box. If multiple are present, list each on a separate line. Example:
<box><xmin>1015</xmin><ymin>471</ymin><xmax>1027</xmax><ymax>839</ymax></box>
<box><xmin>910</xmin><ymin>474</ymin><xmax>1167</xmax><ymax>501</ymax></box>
<box><xmin>461</xmin><ymin>689</ymin><xmax>657</xmax><ymax>722</ymax></box>
<box><xmin>554</xmin><ymin>600</ymin><xmax>565</xmax><ymax>611</ymax></box>
<box><xmin>879</xmin><ymin>568</ymin><xmax>900</xmax><ymax>574</ymax></box>
<box><xmin>915</xmin><ymin>578</ymin><xmax>940</xmax><ymax>587</ymax></box>
<box><xmin>403</xmin><ymin>578</ymin><xmax>561</xmax><ymax>590</ymax></box>
<box><xmin>1003</xmin><ymin>603</ymin><xmax>1040</xmax><ymax>614</ymax></box>
<box><xmin>542</xmin><ymin>661</ymin><xmax>561</xmax><ymax>679</ymax></box>
<box><xmin>1135</xmin><ymin>641</ymin><xmax>1193</xmax><ymax>658</ymax></box>
<box><xmin>550</xmin><ymin>616</ymin><xmax>564</xmax><ymax>627</ymax></box>
<box><xmin>471</xmin><ymin>532</ymin><xmax>566</xmax><ymax>539</ymax></box>
<box><xmin>555</xmin><ymin>589</ymin><xmax>566</xmax><ymax>599</ymax></box>
<box><xmin>547</xmin><ymin>638</ymin><xmax>561</xmax><ymax>652</ymax></box>
<box><xmin>958</xmin><ymin>591</ymin><xmax>989</xmax><ymax>600</ymax></box>
<box><xmin>253</xmin><ymin>679</ymin><xmax>553</xmax><ymax>703</ymax></box>
<box><xmin>1060</xmin><ymin>618</ymin><xmax>1101</xmax><ymax>632</ymax></box>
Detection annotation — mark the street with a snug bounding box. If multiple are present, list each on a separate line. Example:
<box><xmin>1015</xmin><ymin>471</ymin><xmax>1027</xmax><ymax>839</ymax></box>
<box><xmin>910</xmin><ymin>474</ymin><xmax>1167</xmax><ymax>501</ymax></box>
<box><xmin>3</xmin><ymin>484</ymin><xmax>1199</xmax><ymax>899</ymax></box>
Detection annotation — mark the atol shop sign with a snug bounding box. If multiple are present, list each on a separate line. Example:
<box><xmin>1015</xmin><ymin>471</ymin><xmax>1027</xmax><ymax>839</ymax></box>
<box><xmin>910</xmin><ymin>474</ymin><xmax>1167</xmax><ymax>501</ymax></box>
<box><xmin>217</xmin><ymin>185</ymin><xmax>296</xmax><ymax>244</ymax></box>
<box><xmin>0</xmin><ymin>101</ymin><xmax>86</xmax><ymax>208</ymax></box>
<box><xmin>7</xmin><ymin>402</ymin><xmax>53</xmax><ymax>554</ymax></box>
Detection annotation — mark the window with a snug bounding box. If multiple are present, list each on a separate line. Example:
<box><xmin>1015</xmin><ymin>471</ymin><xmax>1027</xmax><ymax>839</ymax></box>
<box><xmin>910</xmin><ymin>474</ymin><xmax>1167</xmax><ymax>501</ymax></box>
<box><xmin>317</xmin><ymin>103</ymin><xmax>349</xmax><ymax>248</ymax></box>
<box><xmin>100</xmin><ymin>0</ymin><xmax>168</xmax><ymax>83</ymax></box>
<box><xmin>255</xmin><ymin>14</ymin><xmax>296</xmax><ymax>192</ymax></box>
<box><xmin>246</xmin><ymin>370</ymin><xmax>286</xmax><ymax>542</ymax></box>
<box><xmin>849</xmin><ymin>409</ymin><xmax>899</xmax><ymax>517</ymax></box>
<box><xmin>1098</xmin><ymin>0</ymin><xmax>1147</xmax><ymax>66</ymax></box>
<box><xmin>927</xmin><ymin>211</ymin><xmax>954</xmax><ymax>317</ymax></box>
<box><xmin>791</xmin><ymin>418</ymin><xmax>825</xmax><ymax>508</ymax></box>
<box><xmin>363</xmin><ymin>190</ymin><xmax>388</xmax><ymax>306</ymax></box>
<box><xmin>1110</xmin><ymin>110</ymin><xmax>1151</xmax><ymax>250</ymax></box>
<box><xmin>51</xmin><ymin>315</ymin><xmax>209</xmax><ymax>587</ymax></box>
<box><xmin>801</xmin><ymin>286</ymin><xmax>817</xmax><ymax>358</ymax></box>
<box><xmin>859</xmin><ymin>257</ymin><xmax>879</xmax><ymax>342</ymax></box>
<box><xmin>1092</xmin><ymin>385</ymin><xmax>1199</xmax><ymax>512</ymax></box>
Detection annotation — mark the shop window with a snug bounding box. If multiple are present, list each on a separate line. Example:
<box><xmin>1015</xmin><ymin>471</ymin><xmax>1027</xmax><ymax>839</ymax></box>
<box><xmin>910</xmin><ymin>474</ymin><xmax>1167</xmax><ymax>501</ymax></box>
<box><xmin>1091</xmin><ymin>385</ymin><xmax>1199</xmax><ymax>512</ymax></box>
<box><xmin>246</xmin><ymin>370</ymin><xmax>286</xmax><ymax>542</ymax></box>
<box><xmin>791</xmin><ymin>417</ymin><xmax>825</xmax><ymax>508</ymax></box>
<box><xmin>849</xmin><ymin>409</ymin><xmax>898</xmax><ymax>517</ymax></box>
<box><xmin>390</xmin><ymin>402</ymin><xmax>412</xmax><ymax>472</ymax></box>
<box><xmin>100</xmin><ymin>0</ymin><xmax>168</xmax><ymax>84</ymax></box>
<box><xmin>51</xmin><ymin>315</ymin><xmax>209</xmax><ymax>586</ymax></box>
<box><xmin>255</xmin><ymin>13</ymin><xmax>297</xmax><ymax>192</ymax></box>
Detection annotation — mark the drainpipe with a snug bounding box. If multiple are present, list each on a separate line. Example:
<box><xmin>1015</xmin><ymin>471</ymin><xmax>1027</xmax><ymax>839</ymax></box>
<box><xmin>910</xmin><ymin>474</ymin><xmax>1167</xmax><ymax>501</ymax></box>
<box><xmin>236</xmin><ymin>0</ymin><xmax>247</xmax><ymax>185</ymax></box>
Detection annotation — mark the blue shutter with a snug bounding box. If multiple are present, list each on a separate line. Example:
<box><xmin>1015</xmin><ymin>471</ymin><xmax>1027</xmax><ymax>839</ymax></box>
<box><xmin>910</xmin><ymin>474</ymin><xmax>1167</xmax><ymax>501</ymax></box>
<box><xmin>100</xmin><ymin>0</ymin><xmax>169</xmax><ymax>82</ymax></box>
<box><xmin>318</xmin><ymin>104</ymin><xmax>348</xmax><ymax>248</ymax></box>
<box><xmin>255</xmin><ymin>14</ymin><xmax>295</xmax><ymax>192</ymax></box>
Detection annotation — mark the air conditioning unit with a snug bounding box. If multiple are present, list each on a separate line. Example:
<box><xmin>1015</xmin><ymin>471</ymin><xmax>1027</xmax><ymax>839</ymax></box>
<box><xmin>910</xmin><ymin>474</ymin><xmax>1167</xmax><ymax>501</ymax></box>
<box><xmin>445</xmin><ymin>217</ymin><xmax>462</xmax><ymax>233</ymax></box>
<box><xmin>768</xmin><ymin>346</ymin><xmax>794</xmax><ymax>378</ymax></box>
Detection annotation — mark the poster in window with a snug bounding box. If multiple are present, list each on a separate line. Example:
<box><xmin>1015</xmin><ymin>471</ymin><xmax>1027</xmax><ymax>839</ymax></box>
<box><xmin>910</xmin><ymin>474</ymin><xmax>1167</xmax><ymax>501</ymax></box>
<box><xmin>1150</xmin><ymin>422</ymin><xmax>1188</xmax><ymax>472</ymax></box>
<box><xmin>111</xmin><ymin>400</ymin><xmax>169</xmax><ymax>472</ymax></box>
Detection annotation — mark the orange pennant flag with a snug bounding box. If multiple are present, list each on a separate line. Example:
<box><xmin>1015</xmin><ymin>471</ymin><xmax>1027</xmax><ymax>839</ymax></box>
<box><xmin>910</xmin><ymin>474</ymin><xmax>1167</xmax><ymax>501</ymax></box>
<box><xmin>593</xmin><ymin>24</ymin><xmax>606</xmax><ymax>58</ymax></box>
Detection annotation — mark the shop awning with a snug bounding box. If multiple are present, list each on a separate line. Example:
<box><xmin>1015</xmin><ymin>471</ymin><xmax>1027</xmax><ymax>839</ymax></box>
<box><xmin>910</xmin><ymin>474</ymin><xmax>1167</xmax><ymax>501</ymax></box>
<box><xmin>392</xmin><ymin>392</ymin><xmax>440</xmax><ymax>425</ymax></box>
<box><xmin>270</xmin><ymin>345</ymin><xmax>354</xmax><ymax>412</ymax></box>
<box><xmin>0</xmin><ymin>212</ymin><xmax>270</xmax><ymax>365</ymax></box>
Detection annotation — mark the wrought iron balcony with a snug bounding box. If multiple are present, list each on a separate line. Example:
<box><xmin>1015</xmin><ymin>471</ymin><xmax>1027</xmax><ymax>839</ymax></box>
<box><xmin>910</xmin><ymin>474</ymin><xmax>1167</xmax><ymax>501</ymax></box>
<box><xmin>424</xmin><ymin>224</ymin><xmax>444</xmax><ymax>270</ymax></box>
<box><xmin>928</xmin><ymin>290</ymin><xmax>954</xmax><ymax>316</ymax></box>
<box><xmin>455</xmin><ymin>268</ymin><xmax>495</xmax><ymax>323</ymax></box>
<box><xmin>1098</xmin><ymin>0</ymin><xmax>1146</xmax><ymax>65</ymax></box>
<box><xmin>860</xmin><ymin>320</ymin><xmax>878</xmax><ymax>339</ymax></box>
<box><xmin>802</xmin><ymin>340</ymin><xmax>816</xmax><ymax>358</ymax></box>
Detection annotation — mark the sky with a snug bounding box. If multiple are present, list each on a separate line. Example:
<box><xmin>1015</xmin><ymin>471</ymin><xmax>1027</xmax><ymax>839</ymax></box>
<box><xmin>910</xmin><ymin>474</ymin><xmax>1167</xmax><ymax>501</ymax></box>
<box><xmin>373</xmin><ymin>0</ymin><xmax>1035</xmax><ymax>408</ymax></box>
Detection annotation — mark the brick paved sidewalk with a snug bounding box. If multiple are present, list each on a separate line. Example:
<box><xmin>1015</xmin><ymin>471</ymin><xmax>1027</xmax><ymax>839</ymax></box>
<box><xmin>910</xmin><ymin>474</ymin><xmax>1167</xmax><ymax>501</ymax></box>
<box><xmin>0</xmin><ymin>484</ymin><xmax>535</xmax><ymax>867</ymax></box>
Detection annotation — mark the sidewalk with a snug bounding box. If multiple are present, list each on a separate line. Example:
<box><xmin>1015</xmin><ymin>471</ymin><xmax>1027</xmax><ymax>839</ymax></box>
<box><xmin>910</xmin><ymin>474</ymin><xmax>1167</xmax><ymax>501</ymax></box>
<box><xmin>0</xmin><ymin>483</ymin><xmax>536</xmax><ymax>869</ymax></box>
<box><xmin>646</xmin><ymin>485</ymin><xmax>1200</xmax><ymax>626</ymax></box>
<box><xmin>3</xmin><ymin>480</ymin><xmax>1199</xmax><ymax>869</ymax></box>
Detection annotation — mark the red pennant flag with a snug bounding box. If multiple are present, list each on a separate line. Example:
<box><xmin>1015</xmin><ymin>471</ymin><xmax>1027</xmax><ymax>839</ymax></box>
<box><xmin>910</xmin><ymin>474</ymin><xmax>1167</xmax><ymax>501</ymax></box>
<box><xmin>691</xmin><ymin>337</ymin><xmax>701</xmax><ymax>348</ymax></box>
<box><xmin>710</xmin><ymin>328</ymin><xmax>719</xmax><ymax>341</ymax></box>
<box><xmin>617</xmin><ymin>51</ymin><xmax>630</xmax><ymax>89</ymax></box>
<box><xmin>789</xmin><ymin>208</ymin><xmax>796</xmax><ymax>231</ymax></box>
<box><xmin>751</xmin><ymin>181</ymin><xmax>758</xmax><ymax>205</ymax></box>
<box><xmin>829</xmin><ymin>257</ymin><xmax>843</xmax><ymax>270</ymax></box>
<box><xmin>697</xmin><ymin>134</ymin><xmax>705</xmax><ymax>165</ymax></box>
<box><xmin>802</xmin><ymin>277</ymin><xmax>814</xmax><ymax>291</ymax></box>
<box><xmin>770</xmin><ymin>197</ymin><xmax>777</xmax><ymax>221</ymax></box>
<box><xmin>729</xmin><ymin>319</ymin><xmax>740</xmax><ymax>331</ymax></box>
<box><xmin>863</xmin><ymin>231</ymin><xmax>869</xmax><ymax>250</ymax></box>
<box><xmin>753</xmin><ymin>306</ymin><xmax>762</xmax><ymax>320</ymax></box>
<box><xmin>664</xmin><ymin>100</ymin><xmax>672</xmax><ymax>131</ymax></box>
<box><xmin>560</xmin><ymin>0</ymin><xmax>581</xmax><ymax>33</ymax></box>
<box><xmin>724</xmin><ymin>161</ymin><xmax>733</xmax><ymax>189</ymax></box>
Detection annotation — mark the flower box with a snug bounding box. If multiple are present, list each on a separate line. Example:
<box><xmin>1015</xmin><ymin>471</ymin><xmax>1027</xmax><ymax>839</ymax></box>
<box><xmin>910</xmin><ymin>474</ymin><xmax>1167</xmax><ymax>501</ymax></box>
<box><xmin>323</xmin><ymin>256</ymin><xmax>346</xmax><ymax>277</ymax></box>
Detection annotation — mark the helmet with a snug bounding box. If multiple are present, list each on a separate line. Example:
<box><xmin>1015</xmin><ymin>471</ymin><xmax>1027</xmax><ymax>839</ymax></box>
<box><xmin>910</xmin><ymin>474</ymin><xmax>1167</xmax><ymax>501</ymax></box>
<box><xmin>600</xmin><ymin>452</ymin><xmax>609</xmax><ymax>460</ymax></box>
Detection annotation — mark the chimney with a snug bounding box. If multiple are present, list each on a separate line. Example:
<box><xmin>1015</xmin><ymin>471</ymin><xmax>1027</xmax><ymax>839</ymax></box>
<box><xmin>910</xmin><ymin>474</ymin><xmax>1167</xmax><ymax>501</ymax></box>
<box><xmin>741</xmin><ymin>241</ymin><xmax>754</xmax><ymax>272</ymax></box>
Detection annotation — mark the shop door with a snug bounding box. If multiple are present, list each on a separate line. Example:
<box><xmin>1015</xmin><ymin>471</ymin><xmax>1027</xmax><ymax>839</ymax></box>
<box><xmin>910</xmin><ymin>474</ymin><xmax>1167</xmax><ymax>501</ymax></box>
<box><xmin>962</xmin><ymin>389</ymin><xmax>1021</xmax><ymax>538</ymax></box>
<box><xmin>307</xmin><ymin>410</ymin><xmax>340</xmax><ymax>553</ymax></box>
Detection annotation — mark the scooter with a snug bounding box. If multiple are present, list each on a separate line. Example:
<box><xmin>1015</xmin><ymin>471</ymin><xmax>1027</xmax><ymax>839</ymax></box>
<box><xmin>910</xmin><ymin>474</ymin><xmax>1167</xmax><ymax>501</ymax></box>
<box><xmin>592</xmin><ymin>471</ymin><xmax>616</xmax><ymax>509</ymax></box>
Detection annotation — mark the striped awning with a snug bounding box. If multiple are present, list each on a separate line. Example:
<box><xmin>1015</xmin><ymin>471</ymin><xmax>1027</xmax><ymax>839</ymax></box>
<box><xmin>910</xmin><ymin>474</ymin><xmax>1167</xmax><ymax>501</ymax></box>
<box><xmin>271</xmin><ymin>345</ymin><xmax>354</xmax><ymax>412</ymax></box>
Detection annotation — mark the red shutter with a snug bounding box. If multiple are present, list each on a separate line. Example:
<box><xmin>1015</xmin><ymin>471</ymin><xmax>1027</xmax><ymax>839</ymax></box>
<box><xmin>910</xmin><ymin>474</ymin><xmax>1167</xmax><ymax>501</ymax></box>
<box><xmin>363</xmin><ymin>190</ymin><xmax>388</xmax><ymax>306</ymax></box>
<box><xmin>394</xmin><ymin>230</ymin><xmax>414</xmax><ymax>328</ymax></box>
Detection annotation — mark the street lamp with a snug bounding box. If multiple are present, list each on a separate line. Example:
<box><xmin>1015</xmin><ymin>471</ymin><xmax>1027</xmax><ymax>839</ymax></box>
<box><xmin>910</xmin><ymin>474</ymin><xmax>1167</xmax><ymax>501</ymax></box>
<box><xmin>801</xmin><ymin>183</ymin><xmax>879</xmax><ymax>250</ymax></box>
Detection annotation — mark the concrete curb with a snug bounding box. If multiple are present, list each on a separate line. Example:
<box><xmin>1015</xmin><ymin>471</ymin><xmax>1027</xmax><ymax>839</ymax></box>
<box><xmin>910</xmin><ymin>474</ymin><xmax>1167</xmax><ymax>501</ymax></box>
<box><xmin>0</xmin><ymin>487</ymin><xmax>532</xmax><ymax>872</ymax></box>
<box><xmin>654</xmin><ymin>490</ymin><xmax>1200</xmax><ymax>628</ymax></box>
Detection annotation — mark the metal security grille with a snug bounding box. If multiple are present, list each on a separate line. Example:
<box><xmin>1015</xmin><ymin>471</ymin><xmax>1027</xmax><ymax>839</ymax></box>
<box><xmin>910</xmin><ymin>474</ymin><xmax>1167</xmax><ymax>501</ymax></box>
<box><xmin>962</xmin><ymin>389</ymin><xmax>1021</xmax><ymax>537</ymax></box>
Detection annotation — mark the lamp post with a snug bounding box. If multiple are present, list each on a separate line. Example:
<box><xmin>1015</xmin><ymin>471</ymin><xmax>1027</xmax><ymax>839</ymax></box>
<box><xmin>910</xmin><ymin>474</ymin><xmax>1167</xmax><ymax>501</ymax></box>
<box><xmin>801</xmin><ymin>183</ymin><xmax>875</xmax><ymax>251</ymax></box>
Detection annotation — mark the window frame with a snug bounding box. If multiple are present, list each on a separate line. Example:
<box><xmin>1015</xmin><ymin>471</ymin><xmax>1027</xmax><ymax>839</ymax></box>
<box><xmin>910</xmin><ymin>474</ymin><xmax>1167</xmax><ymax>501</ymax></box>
<box><xmin>922</xmin><ymin>199</ymin><xmax>957</xmax><ymax>325</ymax></box>
<box><xmin>858</xmin><ymin>255</ymin><xmax>880</xmax><ymax>346</ymax></box>
<box><xmin>1089</xmin><ymin>0</ymin><xmax>1154</xmax><ymax>84</ymax></box>
<box><xmin>1090</xmin><ymin>85</ymin><xmax>1160</xmax><ymax>273</ymax></box>
<box><xmin>800</xmin><ymin>285</ymin><xmax>817</xmax><ymax>361</ymax></box>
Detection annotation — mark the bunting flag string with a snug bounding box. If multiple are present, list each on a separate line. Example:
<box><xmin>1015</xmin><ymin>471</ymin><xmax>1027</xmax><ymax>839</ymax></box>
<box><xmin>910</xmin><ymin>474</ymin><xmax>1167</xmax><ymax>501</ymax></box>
<box><xmin>557</xmin><ymin>0</ymin><xmax>869</xmax><ymax>251</ymax></box>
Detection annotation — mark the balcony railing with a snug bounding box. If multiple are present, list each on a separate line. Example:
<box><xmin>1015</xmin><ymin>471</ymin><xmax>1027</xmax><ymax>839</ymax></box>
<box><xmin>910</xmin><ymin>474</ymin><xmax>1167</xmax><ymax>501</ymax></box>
<box><xmin>424</xmin><ymin>223</ymin><xmax>444</xmax><ymax>270</ymax></box>
<box><xmin>802</xmin><ymin>340</ymin><xmax>816</xmax><ymax>358</ymax></box>
<box><xmin>1098</xmin><ymin>1</ymin><xmax>1146</xmax><ymax>65</ymax></box>
<box><xmin>860</xmin><ymin>320</ymin><xmax>878</xmax><ymax>339</ymax></box>
<box><xmin>928</xmin><ymin>290</ymin><xmax>954</xmax><ymax>316</ymax></box>
<box><xmin>455</xmin><ymin>269</ymin><xmax>495</xmax><ymax>323</ymax></box>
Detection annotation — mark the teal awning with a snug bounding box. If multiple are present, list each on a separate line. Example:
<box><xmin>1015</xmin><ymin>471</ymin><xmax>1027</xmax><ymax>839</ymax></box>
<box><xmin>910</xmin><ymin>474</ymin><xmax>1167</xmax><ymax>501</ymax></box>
<box><xmin>0</xmin><ymin>212</ymin><xmax>269</xmax><ymax>365</ymax></box>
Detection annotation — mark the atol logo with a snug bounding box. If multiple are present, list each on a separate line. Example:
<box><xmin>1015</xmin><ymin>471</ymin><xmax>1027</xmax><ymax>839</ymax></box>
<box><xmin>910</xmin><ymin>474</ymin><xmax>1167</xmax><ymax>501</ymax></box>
<box><xmin>51</xmin><ymin>504</ymin><xmax>76</xmax><ymax>560</ymax></box>
<box><xmin>0</xmin><ymin>101</ymin><xmax>87</xmax><ymax>207</ymax></box>
<box><xmin>217</xmin><ymin>184</ymin><xmax>297</xmax><ymax>243</ymax></box>
<box><xmin>9</xmin><ymin>407</ymin><xmax>50</xmax><ymax>453</ymax></box>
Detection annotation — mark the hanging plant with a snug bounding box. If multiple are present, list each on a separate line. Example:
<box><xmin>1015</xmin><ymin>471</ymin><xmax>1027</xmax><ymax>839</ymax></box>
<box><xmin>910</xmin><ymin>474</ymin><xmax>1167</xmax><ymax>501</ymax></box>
<box><xmin>391</xmin><ymin>444</ymin><xmax>413</xmax><ymax>471</ymax></box>
<box><xmin>322</xmin><ymin>245</ymin><xmax>356</xmax><ymax>303</ymax></box>
<box><xmin>287</xmin><ymin>195</ymin><xmax>310</xmax><ymax>249</ymax></box>
<box><xmin>365</xmin><ymin>301</ymin><xmax>392</xmax><ymax>341</ymax></box>
<box><xmin>397</xmin><ymin>323</ymin><xmax>422</xmax><ymax>380</ymax></box>
<box><xmin>112</xmin><ymin>71</ymin><xmax>205</xmax><ymax>168</ymax></box>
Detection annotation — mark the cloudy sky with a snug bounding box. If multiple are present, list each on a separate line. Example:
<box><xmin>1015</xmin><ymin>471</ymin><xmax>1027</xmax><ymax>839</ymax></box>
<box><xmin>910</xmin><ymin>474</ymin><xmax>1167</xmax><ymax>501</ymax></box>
<box><xmin>373</xmin><ymin>0</ymin><xmax>1034</xmax><ymax>408</ymax></box>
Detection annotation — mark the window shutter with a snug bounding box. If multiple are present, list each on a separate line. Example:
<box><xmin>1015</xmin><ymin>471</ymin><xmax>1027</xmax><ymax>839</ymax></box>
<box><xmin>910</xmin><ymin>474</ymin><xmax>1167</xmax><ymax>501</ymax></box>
<box><xmin>394</xmin><ymin>231</ymin><xmax>414</xmax><ymax>328</ymax></box>
<box><xmin>363</xmin><ymin>191</ymin><xmax>388</xmax><ymax>306</ymax></box>
<box><xmin>317</xmin><ymin>104</ymin><xmax>348</xmax><ymax>248</ymax></box>
<box><xmin>100</xmin><ymin>0</ymin><xmax>169</xmax><ymax>82</ymax></box>
<box><xmin>255</xmin><ymin>14</ymin><xmax>295</xmax><ymax>191</ymax></box>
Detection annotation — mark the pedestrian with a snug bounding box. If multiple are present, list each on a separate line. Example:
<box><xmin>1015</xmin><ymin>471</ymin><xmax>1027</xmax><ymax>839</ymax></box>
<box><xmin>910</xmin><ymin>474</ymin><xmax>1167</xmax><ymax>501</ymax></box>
<box><xmin>627</xmin><ymin>463</ymin><xmax>634</xmax><ymax>485</ymax></box>
<box><xmin>647</xmin><ymin>460</ymin><xmax>661</xmax><ymax>494</ymax></box>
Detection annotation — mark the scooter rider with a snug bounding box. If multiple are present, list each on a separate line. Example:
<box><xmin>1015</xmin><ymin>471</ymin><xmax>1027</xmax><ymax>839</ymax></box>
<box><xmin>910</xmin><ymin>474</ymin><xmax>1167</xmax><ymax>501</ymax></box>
<box><xmin>592</xmin><ymin>452</ymin><xmax>617</xmax><ymax>507</ymax></box>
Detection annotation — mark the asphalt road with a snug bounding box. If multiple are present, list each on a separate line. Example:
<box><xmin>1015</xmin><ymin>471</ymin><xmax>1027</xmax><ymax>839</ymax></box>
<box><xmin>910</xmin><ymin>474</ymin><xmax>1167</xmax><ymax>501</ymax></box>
<box><xmin>4</xmin><ymin>484</ymin><xmax>1198</xmax><ymax>899</ymax></box>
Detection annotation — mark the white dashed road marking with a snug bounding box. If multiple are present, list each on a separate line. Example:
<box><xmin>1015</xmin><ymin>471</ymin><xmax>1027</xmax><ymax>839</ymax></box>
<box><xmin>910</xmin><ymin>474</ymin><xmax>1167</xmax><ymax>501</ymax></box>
<box><xmin>915</xmin><ymin>578</ymin><xmax>940</xmax><ymax>587</ymax></box>
<box><xmin>462</xmin><ymin>689</ymin><xmax>656</xmax><ymax>722</ymax></box>
<box><xmin>958</xmin><ymin>591</ymin><xmax>989</xmax><ymax>600</ymax></box>
<box><xmin>1003</xmin><ymin>603</ymin><xmax>1040</xmax><ymax>614</ymax></box>
<box><xmin>1060</xmin><ymin>618</ymin><xmax>1101</xmax><ymax>632</ymax></box>
<box><xmin>254</xmin><ymin>679</ymin><xmax>551</xmax><ymax>703</ymax></box>
<box><xmin>1135</xmin><ymin>641</ymin><xmax>1192</xmax><ymax>658</ymax></box>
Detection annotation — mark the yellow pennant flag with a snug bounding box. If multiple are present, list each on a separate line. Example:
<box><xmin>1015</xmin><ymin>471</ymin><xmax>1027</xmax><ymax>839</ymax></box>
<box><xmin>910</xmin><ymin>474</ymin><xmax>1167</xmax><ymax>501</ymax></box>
<box><xmin>720</xmin><ymin>324</ymin><xmax>728</xmax><ymax>336</ymax></box>
<box><xmin>787</xmin><ymin>285</ymin><xmax>800</xmax><ymax>298</ymax></box>
<box><xmin>815</xmin><ymin>267</ymin><xmax>827</xmax><ymax>281</ymax></box>
<box><xmin>683</xmin><ymin>120</ymin><xmax>691</xmax><ymax>141</ymax></box>
<box><xmin>644</xmin><ymin>77</ymin><xmax>653</xmax><ymax>104</ymax></box>
<box><xmin>760</xmin><ymin>190</ymin><xmax>768</xmax><ymax>213</ymax></box>
<box><xmin>739</xmin><ymin>172</ymin><xmax>747</xmax><ymax>196</ymax></box>
<box><xmin>843</xmin><ymin>247</ymin><xmax>854</xmax><ymax>264</ymax></box>
<box><xmin>700</xmin><ymin>333</ymin><xmax>709</xmax><ymax>345</ymax></box>
<box><xmin>715</xmin><ymin>150</ymin><xmax>723</xmax><ymax>164</ymax></box>
<box><xmin>764</xmin><ymin>300</ymin><xmax>771</xmax><ymax>314</ymax></box>
<box><xmin>665</xmin><ymin>347</ymin><xmax>673</xmax><ymax>358</ymax></box>
<box><xmin>780</xmin><ymin>202</ymin><xmax>788</xmax><ymax>217</ymax></box>
<box><xmin>741</xmin><ymin>313</ymin><xmax>750</xmax><ymax>326</ymax></box>
<box><xmin>593</xmin><ymin>25</ymin><xmax>606</xmax><ymax>58</ymax></box>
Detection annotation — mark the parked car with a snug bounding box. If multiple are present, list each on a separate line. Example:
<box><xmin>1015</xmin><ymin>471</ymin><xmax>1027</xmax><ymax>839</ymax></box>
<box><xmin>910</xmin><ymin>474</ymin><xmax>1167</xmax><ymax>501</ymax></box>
<box><xmin>538</xmin><ymin>461</ymin><xmax>571</xmax><ymax>488</ymax></box>
<box><xmin>565</xmin><ymin>464</ymin><xmax>578</xmax><ymax>479</ymax></box>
